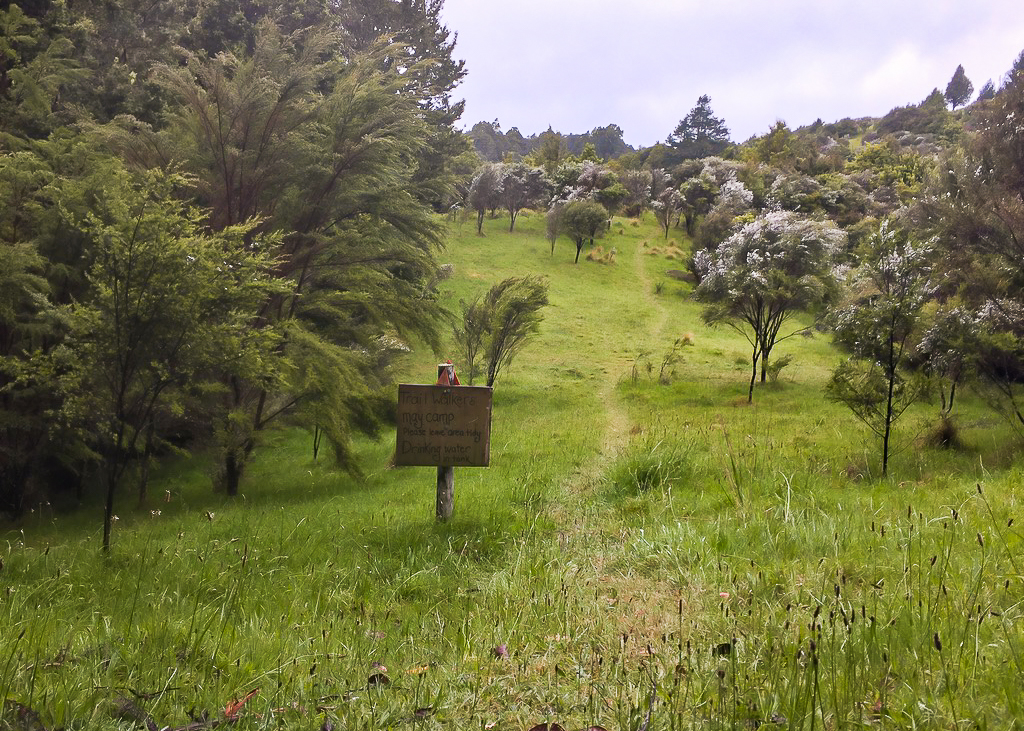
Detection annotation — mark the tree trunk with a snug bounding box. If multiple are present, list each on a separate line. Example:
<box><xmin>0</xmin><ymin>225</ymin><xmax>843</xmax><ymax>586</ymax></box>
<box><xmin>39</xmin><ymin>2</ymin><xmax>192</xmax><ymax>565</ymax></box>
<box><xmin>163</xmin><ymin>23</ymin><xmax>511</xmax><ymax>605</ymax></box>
<box><xmin>882</xmin><ymin>369</ymin><xmax>896</xmax><ymax>477</ymax></box>
<box><xmin>222</xmin><ymin>444</ymin><xmax>252</xmax><ymax>497</ymax></box>
<box><xmin>312</xmin><ymin>425</ymin><xmax>322</xmax><ymax>460</ymax></box>
<box><xmin>476</xmin><ymin>210</ymin><xmax>484</xmax><ymax>235</ymax></box>
<box><xmin>509</xmin><ymin>210</ymin><xmax>516</xmax><ymax>232</ymax></box>
<box><xmin>103</xmin><ymin>429</ymin><xmax>127</xmax><ymax>551</ymax></box>
<box><xmin>575</xmin><ymin>240</ymin><xmax>583</xmax><ymax>264</ymax></box>
<box><xmin>103</xmin><ymin>470</ymin><xmax>116</xmax><ymax>552</ymax></box>
<box><xmin>748</xmin><ymin>345</ymin><xmax>758</xmax><ymax>403</ymax></box>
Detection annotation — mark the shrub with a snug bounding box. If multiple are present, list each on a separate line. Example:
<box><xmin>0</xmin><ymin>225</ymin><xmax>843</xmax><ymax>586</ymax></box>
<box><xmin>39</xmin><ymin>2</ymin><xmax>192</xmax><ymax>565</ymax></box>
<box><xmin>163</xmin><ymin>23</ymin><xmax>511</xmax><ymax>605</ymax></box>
<box><xmin>607</xmin><ymin>438</ymin><xmax>692</xmax><ymax>494</ymax></box>
<box><xmin>765</xmin><ymin>353</ymin><xmax>794</xmax><ymax>383</ymax></box>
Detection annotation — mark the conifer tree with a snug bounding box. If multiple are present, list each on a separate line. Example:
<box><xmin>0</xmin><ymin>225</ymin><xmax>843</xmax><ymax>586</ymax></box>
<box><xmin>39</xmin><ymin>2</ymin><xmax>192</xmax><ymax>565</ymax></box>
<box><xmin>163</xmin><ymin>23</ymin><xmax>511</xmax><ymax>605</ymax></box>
<box><xmin>944</xmin><ymin>64</ymin><xmax>974</xmax><ymax>109</ymax></box>
<box><xmin>667</xmin><ymin>95</ymin><xmax>730</xmax><ymax>160</ymax></box>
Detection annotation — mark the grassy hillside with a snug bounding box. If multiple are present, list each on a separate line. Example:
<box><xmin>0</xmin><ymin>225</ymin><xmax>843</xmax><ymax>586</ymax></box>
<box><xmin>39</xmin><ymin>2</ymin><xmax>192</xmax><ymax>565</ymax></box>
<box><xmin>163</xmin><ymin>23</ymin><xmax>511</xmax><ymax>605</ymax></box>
<box><xmin>2</xmin><ymin>214</ymin><xmax>1023</xmax><ymax>730</ymax></box>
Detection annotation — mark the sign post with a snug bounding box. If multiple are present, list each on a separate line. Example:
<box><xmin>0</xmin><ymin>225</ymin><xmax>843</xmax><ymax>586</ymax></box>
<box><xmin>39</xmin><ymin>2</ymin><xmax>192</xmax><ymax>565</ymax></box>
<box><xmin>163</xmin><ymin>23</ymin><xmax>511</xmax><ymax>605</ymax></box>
<box><xmin>395</xmin><ymin>363</ymin><xmax>492</xmax><ymax>521</ymax></box>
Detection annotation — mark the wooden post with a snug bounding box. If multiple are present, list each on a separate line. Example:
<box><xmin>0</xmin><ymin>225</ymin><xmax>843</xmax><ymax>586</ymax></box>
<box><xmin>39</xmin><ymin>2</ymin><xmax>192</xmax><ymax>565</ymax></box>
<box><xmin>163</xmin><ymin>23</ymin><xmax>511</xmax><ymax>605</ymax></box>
<box><xmin>436</xmin><ymin>363</ymin><xmax>456</xmax><ymax>521</ymax></box>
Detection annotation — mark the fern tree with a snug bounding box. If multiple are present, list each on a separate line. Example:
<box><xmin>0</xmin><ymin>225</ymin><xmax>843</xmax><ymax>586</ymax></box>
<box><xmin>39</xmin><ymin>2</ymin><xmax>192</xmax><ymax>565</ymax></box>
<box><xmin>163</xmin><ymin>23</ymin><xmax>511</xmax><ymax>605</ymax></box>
<box><xmin>118</xmin><ymin>22</ymin><xmax>449</xmax><ymax>495</ymax></box>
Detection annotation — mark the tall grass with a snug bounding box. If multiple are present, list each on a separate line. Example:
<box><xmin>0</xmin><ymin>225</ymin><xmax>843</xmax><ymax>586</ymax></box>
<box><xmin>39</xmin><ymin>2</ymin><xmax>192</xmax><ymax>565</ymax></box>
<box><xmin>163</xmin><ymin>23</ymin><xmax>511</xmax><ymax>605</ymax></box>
<box><xmin>2</xmin><ymin>213</ymin><xmax>1022</xmax><ymax>729</ymax></box>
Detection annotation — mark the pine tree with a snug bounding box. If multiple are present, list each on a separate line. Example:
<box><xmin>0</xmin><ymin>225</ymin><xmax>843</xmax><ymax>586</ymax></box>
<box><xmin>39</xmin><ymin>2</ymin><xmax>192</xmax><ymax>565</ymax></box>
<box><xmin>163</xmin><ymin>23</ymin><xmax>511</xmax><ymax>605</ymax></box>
<box><xmin>944</xmin><ymin>64</ymin><xmax>974</xmax><ymax>109</ymax></box>
<box><xmin>667</xmin><ymin>95</ymin><xmax>730</xmax><ymax>160</ymax></box>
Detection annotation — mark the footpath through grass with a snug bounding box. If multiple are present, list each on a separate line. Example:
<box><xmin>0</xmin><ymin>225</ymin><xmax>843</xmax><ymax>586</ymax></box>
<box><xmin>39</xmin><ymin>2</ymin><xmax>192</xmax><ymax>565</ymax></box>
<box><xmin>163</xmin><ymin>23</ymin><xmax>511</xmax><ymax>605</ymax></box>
<box><xmin>3</xmin><ymin>213</ymin><xmax>1024</xmax><ymax>730</ymax></box>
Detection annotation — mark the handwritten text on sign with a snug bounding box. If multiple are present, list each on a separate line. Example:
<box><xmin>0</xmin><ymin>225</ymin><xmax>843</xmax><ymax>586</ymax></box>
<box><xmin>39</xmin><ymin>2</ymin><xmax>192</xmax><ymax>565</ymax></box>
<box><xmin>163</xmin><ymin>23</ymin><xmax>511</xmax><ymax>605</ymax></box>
<box><xmin>395</xmin><ymin>384</ymin><xmax>492</xmax><ymax>467</ymax></box>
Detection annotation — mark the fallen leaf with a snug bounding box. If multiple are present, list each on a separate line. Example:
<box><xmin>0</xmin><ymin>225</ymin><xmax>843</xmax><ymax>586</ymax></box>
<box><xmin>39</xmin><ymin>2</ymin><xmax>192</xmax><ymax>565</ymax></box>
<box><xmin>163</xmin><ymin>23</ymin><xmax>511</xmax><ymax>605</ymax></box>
<box><xmin>224</xmin><ymin>688</ymin><xmax>259</xmax><ymax>720</ymax></box>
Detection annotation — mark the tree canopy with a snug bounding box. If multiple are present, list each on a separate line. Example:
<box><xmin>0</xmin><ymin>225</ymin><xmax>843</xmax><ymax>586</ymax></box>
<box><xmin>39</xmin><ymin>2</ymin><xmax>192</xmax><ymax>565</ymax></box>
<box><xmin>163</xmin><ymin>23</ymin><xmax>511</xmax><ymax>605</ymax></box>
<box><xmin>944</xmin><ymin>64</ymin><xmax>974</xmax><ymax>109</ymax></box>
<box><xmin>696</xmin><ymin>210</ymin><xmax>844</xmax><ymax>402</ymax></box>
<box><xmin>667</xmin><ymin>95</ymin><xmax>730</xmax><ymax>160</ymax></box>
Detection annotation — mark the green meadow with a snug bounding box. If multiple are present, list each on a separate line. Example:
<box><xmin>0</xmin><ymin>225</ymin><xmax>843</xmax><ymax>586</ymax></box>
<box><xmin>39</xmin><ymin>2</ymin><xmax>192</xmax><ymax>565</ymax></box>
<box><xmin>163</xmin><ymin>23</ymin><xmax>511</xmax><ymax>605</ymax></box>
<box><xmin>3</xmin><ymin>213</ymin><xmax>1023</xmax><ymax>730</ymax></box>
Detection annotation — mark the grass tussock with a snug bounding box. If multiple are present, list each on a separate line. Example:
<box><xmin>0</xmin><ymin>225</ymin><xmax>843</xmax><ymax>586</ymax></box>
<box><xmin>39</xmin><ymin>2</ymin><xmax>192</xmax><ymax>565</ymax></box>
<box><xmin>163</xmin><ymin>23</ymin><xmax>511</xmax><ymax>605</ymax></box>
<box><xmin>585</xmin><ymin>245</ymin><xmax>617</xmax><ymax>264</ymax></box>
<box><xmin>646</xmin><ymin>244</ymin><xmax>687</xmax><ymax>260</ymax></box>
<box><xmin>923</xmin><ymin>414</ymin><xmax>965</xmax><ymax>450</ymax></box>
<box><xmin>607</xmin><ymin>436</ymin><xmax>692</xmax><ymax>495</ymax></box>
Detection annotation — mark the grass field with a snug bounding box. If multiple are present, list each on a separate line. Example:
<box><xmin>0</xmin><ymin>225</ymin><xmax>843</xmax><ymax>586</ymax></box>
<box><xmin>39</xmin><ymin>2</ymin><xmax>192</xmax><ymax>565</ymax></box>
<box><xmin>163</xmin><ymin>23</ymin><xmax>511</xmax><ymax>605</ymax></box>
<box><xmin>2</xmin><ymin>212</ymin><xmax>1023</xmax><ymax>730</ymax></box>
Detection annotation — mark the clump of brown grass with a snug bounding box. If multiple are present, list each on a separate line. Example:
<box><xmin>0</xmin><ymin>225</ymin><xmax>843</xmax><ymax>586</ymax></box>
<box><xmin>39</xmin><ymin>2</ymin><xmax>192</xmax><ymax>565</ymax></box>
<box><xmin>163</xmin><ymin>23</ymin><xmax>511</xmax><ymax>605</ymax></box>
<box><xmin>586</xmin><ymin>246</ymin><xmax>617</xmax><ymax>264</ymax></box>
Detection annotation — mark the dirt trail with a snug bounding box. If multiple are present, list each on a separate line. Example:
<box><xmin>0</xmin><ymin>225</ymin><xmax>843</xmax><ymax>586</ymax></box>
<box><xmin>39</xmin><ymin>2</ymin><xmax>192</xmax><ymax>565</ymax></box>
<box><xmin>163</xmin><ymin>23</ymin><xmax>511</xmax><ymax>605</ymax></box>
<box><xmin>596</xmin><ymin>240</ymin><xmax>668</xmax><ymax>459</ymax></box>
<box><xmin>553</xmin><ymin>239</ymin><xmax>687</xmax><ymax>646</ymax></box>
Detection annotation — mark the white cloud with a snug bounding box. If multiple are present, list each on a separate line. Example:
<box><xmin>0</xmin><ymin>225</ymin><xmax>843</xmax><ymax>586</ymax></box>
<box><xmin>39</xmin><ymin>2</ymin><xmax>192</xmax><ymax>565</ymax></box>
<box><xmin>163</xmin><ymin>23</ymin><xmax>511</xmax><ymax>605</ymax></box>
<box><xmin>441</xmin><ymin>0</ymin><xmax>1024</xmax><ymax>147</ymax></box>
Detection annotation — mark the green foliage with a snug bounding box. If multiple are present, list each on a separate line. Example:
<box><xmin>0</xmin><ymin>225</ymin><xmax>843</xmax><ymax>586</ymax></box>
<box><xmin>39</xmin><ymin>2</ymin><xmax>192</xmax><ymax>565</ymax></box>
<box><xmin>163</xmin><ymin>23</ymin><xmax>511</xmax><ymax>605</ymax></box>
<box><xmin>678</xmin><ymin>171</ymin><xmax>717</xmax><ymax>235</ymax></box>
<box><xmin>133</xmin><ymin>26</ymin><xmax>448</xmax><ymax>494</ymax></box>
<box><xmin>827</xmin><ymin>223</ymin><xmax>933</xmax><ymax>475</ymax></box>
<box><xmin>607</xmin><ymin>436</ymin><xmax>691</xmax><ymax>494</ymax></box>
<box><xmin>744</xmin><ymin>120</ymin><xmax>808</xmax><ymax>171</ymax></box>
<box><xmin>876</xmin><ymin>88</ymin><xmax>957</xmax><ymax>138</ymax></box>
<box><xmin>944</xmin><ymin>64</ymin><xmax>974</xmax><ymax>109</ymax></box>
<box><xmin>764</xmin><ymin>352</ymin><xmax>793</xmax><ymax>382</ymax></box>
<box><xmin>468</xmin><ymin>162</ymin><xmax>503</xmax><ymax>234</ymax></box>
<box><xmin>561</xmin><ymin>199</ymin><xmax>608</xmax><ymax>263</ymax></box>
<box><xmin>579</xmin><ymin>141</ymin><xmax>601</xmax><ymax>162</ymax></box>
<box><xmin>527</xmin><ymin>128</ymin><xmax>570</xmax><ymax>174</ymax></box>
<box><xmin>56</xmin><ymin>168</ymin><xmax>277</xmax><ymax>548</ymax></box>
<box><xmin>666</xmin><ymin>94</ymin><xmax>730</xmax><ymax>160</ymax></box>
<box><xmin>847</xmin><ymin>140</ymin><xmax>931</xmax><ymax>201</ymax></box>
<box><xmin>925</xmin><ymin>72</ymin><xmax>1024</xmax><ymax>431</ymax></box>
<box><xmin>0</xmin><ymin>0</ymin><xmax>471</xmax><ymax>517</ymax></box>
<box><xmin>454</xmin><ymin>276</ymin><xmax>549</xmax><ymax>388</ymax></box>
<box><xmin>696</xmin><ymin>210</ymin><xmax>844</xmax><ymax>401</ymax></box>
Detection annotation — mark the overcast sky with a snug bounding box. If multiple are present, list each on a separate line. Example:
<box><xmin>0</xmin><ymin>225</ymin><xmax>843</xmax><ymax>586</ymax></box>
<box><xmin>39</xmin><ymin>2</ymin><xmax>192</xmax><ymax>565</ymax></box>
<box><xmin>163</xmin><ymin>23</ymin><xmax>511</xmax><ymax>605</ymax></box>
<box><xmin>439</xmin><ymin>0</ymin><xmax>1024</xmax><ymax>148</ymax></box>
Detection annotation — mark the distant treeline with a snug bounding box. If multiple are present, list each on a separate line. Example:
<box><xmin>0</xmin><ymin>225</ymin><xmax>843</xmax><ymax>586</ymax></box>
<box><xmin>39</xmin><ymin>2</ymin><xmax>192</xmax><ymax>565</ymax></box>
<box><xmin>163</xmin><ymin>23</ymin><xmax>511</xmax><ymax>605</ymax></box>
<box><xmin>469</xmin><ymin>121</ymin><xmax>634</xmax><ymax>162</ymax></box>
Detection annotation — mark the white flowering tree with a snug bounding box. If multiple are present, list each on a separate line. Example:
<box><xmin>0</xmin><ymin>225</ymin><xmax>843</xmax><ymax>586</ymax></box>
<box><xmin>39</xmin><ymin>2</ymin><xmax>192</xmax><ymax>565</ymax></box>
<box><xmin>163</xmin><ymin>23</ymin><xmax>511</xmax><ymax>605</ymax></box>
<box><xmin>696</xmin><ymin>210</ymin><xmax>844</xmax><ymax>403</ymax></box>
<box><xmin>498</xmin><ymin>162</ymin><xmax>550</xmax><ymax>232</ymax></box>
<box><xmin>916</xmin><ymin>305</ymin><xmax>975</xmax><ymax>417</ymax></box>
<box><xmin>826</xmin><ymin>223</ymin><xmax>933</xmax><ymax>476</ymax></box>
<box><xmin>562</xmin><ymin>199</ymin><xmax>608</xmax><ymax>264</ymax></box>
<box><xmin>652</xmin><ymin>187</ymin><xmax>683</xmax><ymax>240</ymax></box>
<box><xmin>468</xmin><ymin>163</ymin><xmax>503</xmax><ymax>235</ymax></box>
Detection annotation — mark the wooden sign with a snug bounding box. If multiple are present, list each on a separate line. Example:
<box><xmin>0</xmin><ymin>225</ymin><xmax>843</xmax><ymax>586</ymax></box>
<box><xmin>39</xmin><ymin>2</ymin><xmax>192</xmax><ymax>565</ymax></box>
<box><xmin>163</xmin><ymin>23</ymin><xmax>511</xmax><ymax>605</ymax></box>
<box><xmin>395</xmin><ymin>384</ymin><xmax>493</xmax><ymax>467</ymax></box>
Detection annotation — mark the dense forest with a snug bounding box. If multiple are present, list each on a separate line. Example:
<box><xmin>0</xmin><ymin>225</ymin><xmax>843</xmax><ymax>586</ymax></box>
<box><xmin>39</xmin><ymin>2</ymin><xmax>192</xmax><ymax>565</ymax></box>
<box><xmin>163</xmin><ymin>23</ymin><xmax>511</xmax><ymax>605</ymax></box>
<box><xmin>2</xmin><ymin>0</ymin><xmax>1024</xmax><ymax>553</ymax></box>
<box><xmin>0</xmin><ymin>0</ymin><xmax>475</xmax><ymax>546</ymax></box>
